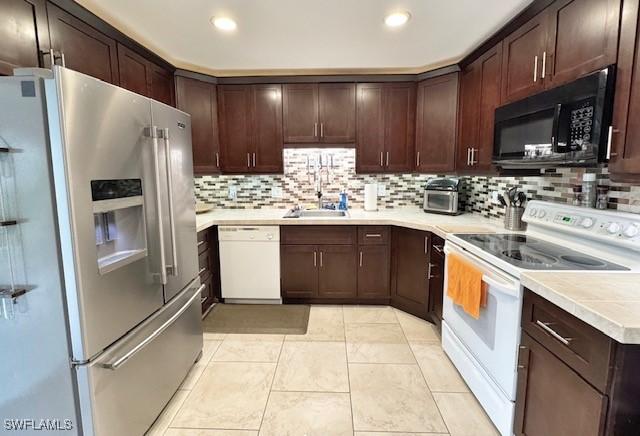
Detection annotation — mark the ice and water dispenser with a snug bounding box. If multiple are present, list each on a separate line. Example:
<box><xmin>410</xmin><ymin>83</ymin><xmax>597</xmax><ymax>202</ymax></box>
<box><xmin>92</xmin><ymin>179</ymin><xmax>147</xmax><ymax>275</ymax></box>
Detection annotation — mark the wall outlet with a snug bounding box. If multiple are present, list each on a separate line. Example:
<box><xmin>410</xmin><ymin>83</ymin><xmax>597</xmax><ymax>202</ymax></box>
<box><xmin>228</xmin><ymin>184</ymin><xmax>237</xmax><ymax>200</ymax></box>
<box><xmin>377</xmin><ymin>184</ymin><xmax>386</xmax><ymax>197</ymax></box>
<box><xmin>271</xmin><ymin>186</ymin><xmax>283</xmax><ymax>198</ymax></box>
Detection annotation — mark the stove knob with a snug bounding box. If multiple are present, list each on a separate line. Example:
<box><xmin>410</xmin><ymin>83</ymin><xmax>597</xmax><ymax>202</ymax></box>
<box><xmin>581</xmin><ymin>218</ymin><xmax>594</xmax><ymax>228</ymax></box>
<box><xmin>529</xmin><ymin>208</ymin><xmax>538</xmax><ymax>217</ymax></box>
<box><xmin>538</xmin><ymin>210</ymin><xmax>547</xmax><ymax>218</ymax></box>
<box><xmin>623</xmin><ymin>225</ymin><xmax>640</xmax><ymax>238</ymax></box>
<box><xmin>607</xmin><ymin>222</ymin><xmax>622</xmax><ymax>234</ymax></box>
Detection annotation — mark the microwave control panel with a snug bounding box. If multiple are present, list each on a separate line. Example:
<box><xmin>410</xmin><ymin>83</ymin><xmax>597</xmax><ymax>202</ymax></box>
<box><xmin>569</xmin><ymin>99</ymin><xmax>595</xmax><ymax>149</ymax></box>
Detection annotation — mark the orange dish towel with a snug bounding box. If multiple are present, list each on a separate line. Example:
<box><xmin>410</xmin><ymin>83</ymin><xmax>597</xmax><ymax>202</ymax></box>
<box><xmin>447</xmin><ymin>253</ymin><xmax>488</xmax><ymax>319</ymax></box>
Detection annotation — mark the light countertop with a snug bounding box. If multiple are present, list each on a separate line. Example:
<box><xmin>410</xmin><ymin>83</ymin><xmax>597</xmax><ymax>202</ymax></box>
<box><xmin>196</xmin><ymin>207</ymin><xmax>640</xmax><ymax>344</ymax></box>
<box><xmin>195</xmin><ymin>207</ymin><xmax>504</xmax><ymax>237</ymax></box>
<box><xmin>522</xmin><ymin>272</ymin><xmax>640</xmax><ymax>344</ymax></box>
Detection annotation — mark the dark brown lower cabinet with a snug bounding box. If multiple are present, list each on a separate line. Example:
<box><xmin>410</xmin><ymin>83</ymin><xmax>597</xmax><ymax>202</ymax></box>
<box><xmin>318</xmin><ymin>245</ymin><xmax>357</xmax><ymax>298</ymax></box>
<box><xmin>281</xmin><ymin>244</ymin><xmax>319</xmax><ymax>299</ymax></box>
<box><xmin>357</xmin><ymin>245</ymin><xmax>390</xmax><ymax>298</ymax></box>
<box><xmin>197</xmin><ymin>227</ymin><xmax>220</xmax><ymax>314</ymax></box>
<box><xmin>515</xmin><ymin>290</ymin><xmax>640</xmax><ymax>436</ymax></box>
<box><xmin>427</xmin><ymin>235</ymin><xmax>445</xmax><ymax>328</ymax></box>
<box><xmin>390</xmin><ymin>227</ymin><xmax>430</xmax><ymax>319</ymax></box>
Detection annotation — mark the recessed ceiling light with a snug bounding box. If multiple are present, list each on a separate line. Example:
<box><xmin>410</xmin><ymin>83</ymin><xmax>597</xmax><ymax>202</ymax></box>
<box><xmin>384</xmin><ymin>11</ymin><xmax>411</xmax><ymax>28</ymax></box>
<box><xmin>211</xmin><ymin>16</ymin><xmax>237</xmax><ymax>31</ymax></box>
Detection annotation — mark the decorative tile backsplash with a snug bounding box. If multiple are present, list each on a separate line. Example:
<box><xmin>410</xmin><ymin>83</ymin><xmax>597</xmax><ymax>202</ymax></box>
<box><xmin>195</xmin><ymin>148</ymin><xmax>640</xmax><ymax>216</ymax></box>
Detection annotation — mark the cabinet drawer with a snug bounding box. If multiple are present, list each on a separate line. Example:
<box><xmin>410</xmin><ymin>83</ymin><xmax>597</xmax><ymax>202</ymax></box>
<box><xmin>358</xmin><ymin>226</ymin><xmax>390</xmax><ymax>245</ymax></box>
<box><xmin>522</xmin><ymin>290</ymin><xmax>615</xmax><ymax>392</ymax></box>
<box><xmin>197</xmin><ymin>229</ymin><xmax>210</xmax><ymax>254</ymax></box>
<box><xmin>281</xmin><ymin>226</ymin><xmax>356</xmax><ymax>245</ymax></box>
<box><xmin>198</xmin><ymin>249</ymin><xmax>212</xmax><ymax>279</ymax></box>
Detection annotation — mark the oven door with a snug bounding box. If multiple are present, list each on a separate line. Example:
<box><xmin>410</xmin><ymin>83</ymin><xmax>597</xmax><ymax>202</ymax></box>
<box><xmin>424</xmin><ymin>191</ymin><xmax>456</xmax><ymax>213</ymax></box>
<box><xmin>442</xmin><ymin>242</ymin><xmax>523</xmax><ymax>400</ymax></box>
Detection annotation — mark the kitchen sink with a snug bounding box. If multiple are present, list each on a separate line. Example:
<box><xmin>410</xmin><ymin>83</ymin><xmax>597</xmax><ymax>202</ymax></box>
<box><xmin>283</xmin><ymin>209</ymin><xmax>348</xmax><ymax>218</ymax></box>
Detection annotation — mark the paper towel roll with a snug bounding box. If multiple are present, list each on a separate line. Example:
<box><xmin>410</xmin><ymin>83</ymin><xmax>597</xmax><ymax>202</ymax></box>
<box><xmin>364</xmin><ymin>183</ymin><xmax>378</xmax><ymax>211</ymax></box>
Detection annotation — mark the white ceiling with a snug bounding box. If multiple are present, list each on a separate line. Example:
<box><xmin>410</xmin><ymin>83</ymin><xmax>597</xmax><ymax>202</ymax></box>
<box><xmin>77</xmin><ymin>0</ymin><xmax>533</xmax><ymax>76</ymax></box>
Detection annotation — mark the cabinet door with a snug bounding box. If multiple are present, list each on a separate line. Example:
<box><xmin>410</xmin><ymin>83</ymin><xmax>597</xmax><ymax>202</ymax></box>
<box><xmin>476</xmin><ymin>42</ymin><xmax>503</xmax><ymax>172</ymax></box>
<box><xmin>319</xmin><ymin>83</ymin><xmax>356</xmax><ymax>143</ymax></box>
<box><xmin>415</xmin><ymin>73</ymin><xmax>458</xmax><ymax>172</ymax></box>
<box><xmin>252</xmin><ymin>84</ymin><xmax>283</xmax><ymax>173</ymax></box>
<box><xmin>148</xmin><ymin>63</ymin><xmax>175</xmax><ymax>106</ymax></box>
<box><xmin>357</xmin><ymin>245</ymin><xmax>390</xmax><ymax>298</ymax></box>
<box><xmin>514</xmin><ymin>333</ymin><xmax>608</xmax><ymax>436</ymax></box>
<box><xmin>545</xmin><ymin>0</ymin><xmax>620</xmax><ymax>88</ymax></box>
<box><xmin>117</xmin><ymin>43</ymin><xmax>149</xmax><ymax>96</ymax></box>
<box><xmin>283</xmin><ymin>83</ymin><xmax>318</xmax><ymax>143</ymax></box>
<box><xmin>318</xmin><ymin>245</ymin><xmax>357</xmax><ymax>299</ymax></box>
<box><xmin>427</xmin><ymin>237</ymin><xmax>445</xmax><ymax>329</ymax></box>
<box><xmin>176</xmin><ymin>77</ymin><xmax>219</xmax><ymax>174</ymax></box>
<box><xmin>610</xmin><ymin>0</ymin><xmax>640</xmax><ymax>179</ymax></box>
<box><xmin>0</xmin><ymin>0</ymin><xmax>48</xmax><ymax>75</ymax></box>
<box><xmin>391</xmin><ymin>227</ymin><xmax>430</xmax><ymax>319</ymax></box>
<box><xmin>356</xmin><ymin>83</ymin><xmax>385</xmax><ymax>173</ymax></box>
<box><xmin>456</xmin><ymin>65</ymin><xmax>480</xmax><ymax>170</ymax></box>
<box><xmin>218</xmin><ymin>85</ymin><xmax>252</xmax><ymax>173</ymax></box>
<box><xmin>47</xmin><ymin>4</ymin><xmax>119</xmax><ymax>84</ymax></box>
<box><xmin>281</xmin><ymin>245</ymin><xmax>318</xmax><ymax>299</ymax></box>
<box><xmin>384</xmin><ymin>82</ymin><xmax>416</xmax><ymax>172</ymax></box>
<box><xmin>501</xmin><ymin>12</ymin><xmax>548</xmax><ymax>103</ymax></box>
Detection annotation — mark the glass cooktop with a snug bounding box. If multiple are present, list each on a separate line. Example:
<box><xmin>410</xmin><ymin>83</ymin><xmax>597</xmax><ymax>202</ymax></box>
<box><xmin>455</xmin><ymin>233</ymin><xmax>629</xmax><ymax>271</ymax></box>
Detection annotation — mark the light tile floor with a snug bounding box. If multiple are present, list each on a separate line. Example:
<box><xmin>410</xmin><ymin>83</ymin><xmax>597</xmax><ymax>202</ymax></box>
<box><xmin>147</xmin><ymin>305</ymin><xmax>499</xmax><ymax>436</ymax></box>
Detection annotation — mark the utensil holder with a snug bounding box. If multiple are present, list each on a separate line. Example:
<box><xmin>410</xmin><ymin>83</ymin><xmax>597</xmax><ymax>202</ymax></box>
<box><xmin>504</xmin><ymin>206</ymin><xmax>525</xmax><ymax>231</ymax></box>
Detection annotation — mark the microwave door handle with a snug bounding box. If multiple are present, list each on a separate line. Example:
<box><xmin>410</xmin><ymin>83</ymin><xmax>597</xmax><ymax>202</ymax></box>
<box><xmin>162</xmin><ymin>128</ymin><xmax>179</xmax><ymax>277</ymax></box>
<box><xmin>551</xmin><ymin>103</ymin><xmax>562</xmax><ymax>152</ymax></box>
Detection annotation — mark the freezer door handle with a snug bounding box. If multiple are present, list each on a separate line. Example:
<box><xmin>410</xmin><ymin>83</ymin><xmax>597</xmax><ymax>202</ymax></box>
<box><xmin>147</xmin><ymin>126</ymin><xmax>168</xmax><ymax>284</ymax></box>
<box><xmin>162</xmin><ymin>127</ymin><xmax>179</xmax><ymax>277</ymax></box>
<box><xmin>100</xmin><ymin>285</ymin><xmax>203</xmax><ymax>370</ymax></box>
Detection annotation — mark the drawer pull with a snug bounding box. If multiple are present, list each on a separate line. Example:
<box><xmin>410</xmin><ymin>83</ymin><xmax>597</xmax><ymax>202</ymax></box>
<box><xmin>433</xmin><ymin>245</ymin><xmax>444</xmax><ymax>254</ymax></box>
<box><xmin>197</xmin><ymin>240</ymin><xmax>206</xmax><ymax>247</ymax></box>
<box><xmin>536</xmin><ymin>320</ymin><xmax>573</xmax><ymax>346</ymax></box>
<box><xmin>365</xmin><ymin>233</ymin><xmax>382</xmax><ymax>238</ymax></box>
<box><xmin>198</xmin><ymin>267</ymin><xmax>207</xmax><ymax>275</ymax></box>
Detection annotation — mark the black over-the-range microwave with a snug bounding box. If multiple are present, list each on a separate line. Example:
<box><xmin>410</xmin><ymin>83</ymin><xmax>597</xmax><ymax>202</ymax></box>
<box><xmin>493</xmin><ymin>66</ymin><xmax>615</xmax><ymax>169</ymax></box>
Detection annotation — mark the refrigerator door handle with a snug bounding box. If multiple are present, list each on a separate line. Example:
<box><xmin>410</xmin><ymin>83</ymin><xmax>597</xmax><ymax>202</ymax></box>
<box><xmin>147</xmin><ymin>126</ymin><xmax>167</xmax><ymax>284</ymax></box>
<box><xmin>100</xmin><ymin>284</ymin><xmax>203</xmax><ymax>370</ymax></box>
<box><xmin>162</xmin><ymin>127</ymin><xmax>179</xmax><ymax>277</ymax></box>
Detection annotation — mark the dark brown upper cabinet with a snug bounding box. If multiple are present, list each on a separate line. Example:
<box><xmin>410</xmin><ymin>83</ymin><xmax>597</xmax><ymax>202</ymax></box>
<box><xmin>457</xmin><ymin>43</ymin><xmax>502</xmax><ymax>173</ymax></box>
<box><xmin>283</xmin><ymin>83</ymin><xmax>355</xmax><ymax>144</ymax></box>
<box><xmin>501</xmin><ymin>13</ymin><xmax>548</xmax><ymax>104</ymax></box>
<box><xmin>0</xmin><ymin>0</ymin><xmax>49</xmax><ymax>75</ymax></box>
<box><xmin>218</xmin><ymin>84</ymin><xmax>283</xmax><ymax>174</ymax></box>
<box><xmin>47</xmin><ymin>3</ymin><xmax>119</xmax><ymax>84</ymax></box>
<box><xmin>356</xmin><ymin>82</ymin><xmax>415</xmax><ymax>173</ymax></box>
<box><xmin>544</xmin><ymin>0</ymin><xmax>620</xmax><ymax>88</ymax></box>
<box><xmin>501</xmin><ymin>0</ymin><xmax>620</xmax><ymax>103</ymax></box>
<box><xmin>117</xmin><ymin>43</ymin><xmax>174</xmax><ymax>106</ymax></box>
<box><xmin>415</xmin><ymin>73</ymin><xmax>459</xmax><ymax>173</ymax></box>
<box><xmin>609</xmin><ymin>0</ymin><xmax>640</xmax><ymax>181</ymax></box>
<box><xmin>176</xmin><ymin>76</ymin><xmax>220</xmax><ymax>175</ymax></box>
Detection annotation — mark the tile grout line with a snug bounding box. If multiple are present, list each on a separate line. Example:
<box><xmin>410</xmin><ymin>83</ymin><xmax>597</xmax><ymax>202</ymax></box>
<box><xmin>342</xmin><ymin>305</ymin><xmax>357</xmax><ymax>435</ymax></box>
<box><xmin>403</xmin><ymin>319</ymin><xmax>452</xmax><ymax>436</ymax></box>
<box><xmin>256</xmin><ymin>335</ymin><xmax>285</xmax><ymax>434</ymax></box>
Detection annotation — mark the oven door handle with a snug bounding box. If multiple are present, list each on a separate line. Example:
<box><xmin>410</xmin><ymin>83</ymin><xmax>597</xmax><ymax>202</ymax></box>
<box><xmin>444</xmin><ymin>244</ymin><xmax>521</xmax><ymax>298</ymax></box>
<box><xmin>551</xmin><ymin>103</ymin><xmax>562</xmax><ymax>153</ymax></box>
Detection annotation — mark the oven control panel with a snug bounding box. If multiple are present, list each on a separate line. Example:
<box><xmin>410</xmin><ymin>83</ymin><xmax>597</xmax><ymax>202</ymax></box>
<box><xmin>524</xmin><ymin>200</ymin><xmax>640</xmax><ymax>250</ymax></box>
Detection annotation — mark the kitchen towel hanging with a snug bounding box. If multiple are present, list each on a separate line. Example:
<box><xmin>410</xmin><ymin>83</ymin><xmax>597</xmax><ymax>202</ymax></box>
<box><xmin>446</xmin><ymin>253</ymin><xmax>487</xmax><ymax>319</ymax></box>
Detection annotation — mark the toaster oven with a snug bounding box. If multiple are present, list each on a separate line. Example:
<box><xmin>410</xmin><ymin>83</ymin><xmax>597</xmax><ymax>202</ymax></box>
<box><xmin>423</xmin><ymin>178</ymin><xmax>462</xmax><ymax>215</ymax></box>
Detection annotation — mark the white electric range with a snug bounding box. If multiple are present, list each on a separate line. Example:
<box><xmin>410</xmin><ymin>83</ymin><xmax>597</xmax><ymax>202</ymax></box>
<box><xmin>442</xmin><ymin>200</ymin><xmax>640</xmax><ymax>436</ymax></box>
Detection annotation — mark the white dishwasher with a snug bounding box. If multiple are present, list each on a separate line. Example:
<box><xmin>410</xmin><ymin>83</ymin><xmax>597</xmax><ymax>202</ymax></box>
<box><xmin>218</xmin><ymin>226</ymin><xmax>281</xmax><ymax>303</ymax></box>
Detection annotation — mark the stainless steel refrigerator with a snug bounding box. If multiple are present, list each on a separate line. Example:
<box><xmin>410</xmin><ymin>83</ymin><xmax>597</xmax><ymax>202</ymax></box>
<box><xmin>0</xmin><ymin>66</ymin><xmax>203</xmax><ymax>435</ymax></box>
